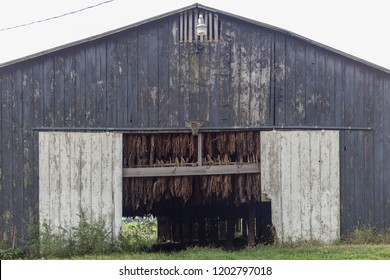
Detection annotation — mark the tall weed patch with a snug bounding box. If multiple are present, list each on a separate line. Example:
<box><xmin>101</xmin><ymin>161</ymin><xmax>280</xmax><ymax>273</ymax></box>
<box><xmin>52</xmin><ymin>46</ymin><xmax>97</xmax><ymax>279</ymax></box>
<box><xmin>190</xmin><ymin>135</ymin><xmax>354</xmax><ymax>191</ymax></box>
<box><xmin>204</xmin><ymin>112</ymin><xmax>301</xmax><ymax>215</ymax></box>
<box><xmin>120</xmin><ymin>216</ymin><xmax>157</xmax><ymax>252</ymax></box>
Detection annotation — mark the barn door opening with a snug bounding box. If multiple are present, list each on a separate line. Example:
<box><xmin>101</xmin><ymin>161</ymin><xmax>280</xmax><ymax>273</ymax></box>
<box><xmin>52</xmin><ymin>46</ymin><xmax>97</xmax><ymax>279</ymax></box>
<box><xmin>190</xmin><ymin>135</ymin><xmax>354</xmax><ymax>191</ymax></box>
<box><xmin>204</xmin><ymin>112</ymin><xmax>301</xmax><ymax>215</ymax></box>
<box><xmin>122</xmin><ymin>132</ymin><xmax>273</xmax><ymax>247</ymax></box>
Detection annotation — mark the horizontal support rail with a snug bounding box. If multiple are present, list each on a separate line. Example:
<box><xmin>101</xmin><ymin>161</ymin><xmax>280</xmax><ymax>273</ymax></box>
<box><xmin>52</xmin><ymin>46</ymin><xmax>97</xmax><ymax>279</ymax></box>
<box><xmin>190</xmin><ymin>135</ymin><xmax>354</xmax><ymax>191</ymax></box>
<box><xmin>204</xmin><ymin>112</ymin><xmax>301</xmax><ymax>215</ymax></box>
<box><xmin>33</xmin><ymin>125</ymin><xmax>372</xmax><ymax>133</ymax></box>
<box><xmin>123</xmin><ymin>163</ymin><xmax>260</xmax><ymax>177</ymax></box>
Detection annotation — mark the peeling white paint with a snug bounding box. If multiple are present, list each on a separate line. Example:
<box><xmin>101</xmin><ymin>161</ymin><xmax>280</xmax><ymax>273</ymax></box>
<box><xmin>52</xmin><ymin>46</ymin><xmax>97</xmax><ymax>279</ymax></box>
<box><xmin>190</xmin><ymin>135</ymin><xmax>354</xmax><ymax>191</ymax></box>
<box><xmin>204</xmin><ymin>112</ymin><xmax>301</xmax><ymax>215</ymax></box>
<box><xmin>39</xmin><ymin>132</ymin><xmax>122</xmax><ymax>236</ymax></box>
<box><xmin>261</xmin><ymin>130</ymin><xmax>340</xmax><ymax>243</ymax></box>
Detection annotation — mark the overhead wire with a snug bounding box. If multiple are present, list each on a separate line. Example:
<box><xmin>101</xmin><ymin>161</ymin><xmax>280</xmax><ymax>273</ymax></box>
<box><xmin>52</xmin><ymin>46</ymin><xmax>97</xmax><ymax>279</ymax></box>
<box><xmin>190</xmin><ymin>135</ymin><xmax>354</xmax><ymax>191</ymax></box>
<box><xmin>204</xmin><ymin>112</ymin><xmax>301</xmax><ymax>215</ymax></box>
<box><xmin>0</xmin><ymin>0</ymin><xmax>115</xmax><ymax>32</ymax></box>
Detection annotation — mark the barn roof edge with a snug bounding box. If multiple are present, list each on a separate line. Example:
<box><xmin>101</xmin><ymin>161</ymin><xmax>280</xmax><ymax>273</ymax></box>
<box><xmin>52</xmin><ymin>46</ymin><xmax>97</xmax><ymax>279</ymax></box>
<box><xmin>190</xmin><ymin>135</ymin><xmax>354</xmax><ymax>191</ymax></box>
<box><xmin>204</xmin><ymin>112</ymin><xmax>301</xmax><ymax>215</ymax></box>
<box><xmin>0</xmin><ymin>3</ymin><xmax>389</xmax><ymax>74</ymax></box>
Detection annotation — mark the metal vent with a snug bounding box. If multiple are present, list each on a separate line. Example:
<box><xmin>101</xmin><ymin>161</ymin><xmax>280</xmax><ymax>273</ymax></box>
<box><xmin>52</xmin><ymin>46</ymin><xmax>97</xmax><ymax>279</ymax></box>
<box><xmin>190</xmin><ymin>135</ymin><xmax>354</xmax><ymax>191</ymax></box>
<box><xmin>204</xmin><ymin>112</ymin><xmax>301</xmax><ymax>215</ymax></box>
<box><xmin>179</xmin><ymin>10</ymin><xmax>221</xmax><ymax>43</ymax></box>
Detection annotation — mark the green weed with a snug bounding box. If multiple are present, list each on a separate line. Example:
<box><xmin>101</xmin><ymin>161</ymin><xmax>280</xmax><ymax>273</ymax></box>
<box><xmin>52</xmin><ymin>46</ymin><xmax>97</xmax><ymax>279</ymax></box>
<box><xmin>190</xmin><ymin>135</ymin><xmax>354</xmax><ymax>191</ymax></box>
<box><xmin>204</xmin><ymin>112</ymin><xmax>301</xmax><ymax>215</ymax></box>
<box><xmin>119</xmin><ymin>216</ymin><xmax>157</xmax><ymax>252</ymax></box>
<box><xmin>343</xmin><ymin>226</ymin><xmax>390</xmax><ymax>245</ymax></box>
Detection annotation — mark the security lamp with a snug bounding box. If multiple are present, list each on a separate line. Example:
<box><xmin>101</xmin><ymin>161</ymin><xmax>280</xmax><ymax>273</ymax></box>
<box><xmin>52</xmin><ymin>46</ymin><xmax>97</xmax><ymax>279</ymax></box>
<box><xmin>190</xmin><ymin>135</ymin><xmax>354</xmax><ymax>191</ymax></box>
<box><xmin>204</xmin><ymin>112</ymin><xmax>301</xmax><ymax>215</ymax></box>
<box><xmin>196</xmin><ymin>14</ymin><xmax>207</xmax><ymax>36</ymax></box>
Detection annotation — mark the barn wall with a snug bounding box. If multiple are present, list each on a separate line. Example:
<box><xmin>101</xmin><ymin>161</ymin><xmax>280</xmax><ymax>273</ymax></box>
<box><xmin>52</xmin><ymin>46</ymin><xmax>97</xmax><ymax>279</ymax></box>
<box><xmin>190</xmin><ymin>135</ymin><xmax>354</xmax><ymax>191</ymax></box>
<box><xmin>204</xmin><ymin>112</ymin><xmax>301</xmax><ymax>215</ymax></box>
<box><xmin>261</xmin><ymin>131</ymin><xmax>340</xmax><ymax>243</ymax></box>
<box><xmin>1</xmin><ymin>8</ymin><xmax>390</xmax><ymax>244</ymax></box>
<box><xmin>38</xmin><ymin>132</ymin><xmax>122</xmax><ymax>236</ymax></box>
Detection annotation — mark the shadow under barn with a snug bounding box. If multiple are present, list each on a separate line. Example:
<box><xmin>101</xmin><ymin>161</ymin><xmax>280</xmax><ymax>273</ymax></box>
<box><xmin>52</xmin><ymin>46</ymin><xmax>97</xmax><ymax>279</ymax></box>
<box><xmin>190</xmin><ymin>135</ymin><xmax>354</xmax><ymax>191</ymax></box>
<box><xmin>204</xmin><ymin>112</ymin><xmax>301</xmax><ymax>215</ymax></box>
<box><xmin>122</xmin><ymin>132</ymin><xmax>273</xmax><ymax>248</ymax></box>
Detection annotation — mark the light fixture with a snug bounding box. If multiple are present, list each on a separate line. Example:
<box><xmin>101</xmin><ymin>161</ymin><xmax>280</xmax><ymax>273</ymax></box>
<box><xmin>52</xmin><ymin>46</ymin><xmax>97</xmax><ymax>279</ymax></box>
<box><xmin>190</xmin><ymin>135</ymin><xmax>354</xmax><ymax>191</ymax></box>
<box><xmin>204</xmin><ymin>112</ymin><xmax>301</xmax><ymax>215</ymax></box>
<box><xmin>196</xmin><ymin>14</ymin><xmax>207</xmax><ymax>36</ymax></box>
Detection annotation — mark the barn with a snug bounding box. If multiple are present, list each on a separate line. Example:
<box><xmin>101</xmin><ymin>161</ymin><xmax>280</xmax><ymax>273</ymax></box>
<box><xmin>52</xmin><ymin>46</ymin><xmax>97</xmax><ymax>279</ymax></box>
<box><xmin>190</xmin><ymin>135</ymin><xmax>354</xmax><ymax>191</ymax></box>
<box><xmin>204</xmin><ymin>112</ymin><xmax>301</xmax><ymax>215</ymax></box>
<box><xmin>1</xmin><ymin>3</ymin><xmax>389</xmax><ymax>248</ymax></box>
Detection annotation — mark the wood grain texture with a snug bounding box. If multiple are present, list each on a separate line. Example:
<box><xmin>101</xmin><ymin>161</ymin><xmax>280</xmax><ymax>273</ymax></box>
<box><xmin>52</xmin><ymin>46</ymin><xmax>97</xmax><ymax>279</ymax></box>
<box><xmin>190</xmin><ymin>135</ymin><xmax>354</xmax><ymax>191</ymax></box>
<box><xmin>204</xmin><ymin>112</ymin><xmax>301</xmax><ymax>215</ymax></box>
<box><xmin>260</xmin><ymin>130</ymin><xmax>340</xmax><ymax>243</ymax></box>
<box><xmin>38</xmin><ymin>132</ymin><xmax>122</xmax><ymax>236</ymax></box>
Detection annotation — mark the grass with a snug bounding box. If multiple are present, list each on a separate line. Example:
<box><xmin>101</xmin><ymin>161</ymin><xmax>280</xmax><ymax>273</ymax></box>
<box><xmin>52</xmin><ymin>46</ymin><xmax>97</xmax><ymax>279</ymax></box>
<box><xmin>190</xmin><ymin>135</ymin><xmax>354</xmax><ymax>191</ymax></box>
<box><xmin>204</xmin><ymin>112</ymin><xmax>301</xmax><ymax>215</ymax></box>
<box><xmin>2</xmin><ymin>216</ymin><xmax>390</xmax><ymax>260</ymax></box>
<box><xmin>68</xmin><ymin>244</ymin><xmax>390</xmax><ymax>260</ymax></box>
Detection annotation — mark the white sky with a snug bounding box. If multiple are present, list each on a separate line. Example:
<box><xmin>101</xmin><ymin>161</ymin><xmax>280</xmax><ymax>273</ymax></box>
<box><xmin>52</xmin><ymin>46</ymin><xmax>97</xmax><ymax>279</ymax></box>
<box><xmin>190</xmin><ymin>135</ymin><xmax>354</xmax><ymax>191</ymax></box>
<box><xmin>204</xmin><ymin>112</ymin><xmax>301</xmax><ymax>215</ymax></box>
<box><xmin>0</xmin><ymin>0</ymin><xmax>389</xmax><ymax>69</ymax></box>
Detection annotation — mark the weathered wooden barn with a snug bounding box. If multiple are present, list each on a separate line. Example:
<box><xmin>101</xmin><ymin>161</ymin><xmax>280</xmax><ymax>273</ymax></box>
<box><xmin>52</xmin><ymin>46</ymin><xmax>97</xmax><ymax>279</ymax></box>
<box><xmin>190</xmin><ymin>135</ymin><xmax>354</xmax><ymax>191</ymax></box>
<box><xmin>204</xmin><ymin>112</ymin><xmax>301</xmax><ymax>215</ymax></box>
<box><xmin>1</xmin><ymin>3</ymin><xmax>390</xmax><ymax>247</ymax></box>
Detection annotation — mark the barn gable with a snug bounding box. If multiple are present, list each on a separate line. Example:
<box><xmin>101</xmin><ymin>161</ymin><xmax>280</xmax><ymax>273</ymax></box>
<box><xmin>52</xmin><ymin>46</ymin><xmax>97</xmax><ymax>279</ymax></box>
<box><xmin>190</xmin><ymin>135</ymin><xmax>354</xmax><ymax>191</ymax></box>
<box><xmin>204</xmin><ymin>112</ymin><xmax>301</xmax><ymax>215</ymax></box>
<box><xmin>1</xmin><ymin>3</ymin><xmax>390</xmax><ymax>247</ymax></box>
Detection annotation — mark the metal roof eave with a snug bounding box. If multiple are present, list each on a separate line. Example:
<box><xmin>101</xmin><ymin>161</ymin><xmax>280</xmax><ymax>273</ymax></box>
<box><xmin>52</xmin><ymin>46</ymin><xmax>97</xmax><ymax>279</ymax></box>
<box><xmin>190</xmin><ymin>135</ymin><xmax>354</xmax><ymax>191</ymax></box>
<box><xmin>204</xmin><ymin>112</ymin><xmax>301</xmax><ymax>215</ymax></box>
<box><xmin>1</xmin><ymin>2</ymin><xmax>389</xmax><ymax>74</ymax></box>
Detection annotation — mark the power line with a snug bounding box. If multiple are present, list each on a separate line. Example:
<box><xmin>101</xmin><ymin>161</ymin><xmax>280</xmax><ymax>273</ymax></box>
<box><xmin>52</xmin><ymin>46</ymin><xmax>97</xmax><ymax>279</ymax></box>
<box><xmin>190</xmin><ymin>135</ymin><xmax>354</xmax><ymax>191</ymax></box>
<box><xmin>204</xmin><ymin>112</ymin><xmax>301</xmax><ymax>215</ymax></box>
<box><xmin>0</xmin><ymin>0</ymin><xmax>115</xmax><ymax>32</ymax></box>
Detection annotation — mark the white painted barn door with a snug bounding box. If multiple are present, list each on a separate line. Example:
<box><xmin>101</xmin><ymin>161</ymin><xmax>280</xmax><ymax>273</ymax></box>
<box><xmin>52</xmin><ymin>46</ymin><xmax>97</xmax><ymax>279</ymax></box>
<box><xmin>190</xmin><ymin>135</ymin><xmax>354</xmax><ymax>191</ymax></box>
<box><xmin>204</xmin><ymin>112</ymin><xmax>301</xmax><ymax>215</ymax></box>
<box><xmin>39</xmin><ymin>132</ymin><xmax>122</xmax><ymax>236</ymax></box>
<box><xmin>261</xmin><ymin>131</ymin><xmax>340</xmax><ymax>243</ymax></box>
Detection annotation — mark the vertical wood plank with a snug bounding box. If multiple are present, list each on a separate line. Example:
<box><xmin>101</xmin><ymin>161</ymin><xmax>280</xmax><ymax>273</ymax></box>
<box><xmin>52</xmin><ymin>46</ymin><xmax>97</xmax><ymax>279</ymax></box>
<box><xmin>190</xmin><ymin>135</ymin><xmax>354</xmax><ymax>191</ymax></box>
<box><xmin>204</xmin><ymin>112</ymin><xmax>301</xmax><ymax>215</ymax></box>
<box><xmin>280</xmin><ymin>132</ymin><xmax>291</xmax><ymax>242</ymax></box>
<box><xmin>59</xmin><ymin>132</ymin><xmax>71</xmax><ymax>230</ymax></box>
<box><xmin>294</xmin><ymin>42</ymin><xmax>306</xmax><ymax>124</ymax></box>
<box><xmin>158</xmin><ymin>21</ymin><xmax>170</xmax><ymax>126</ymax></box>
<box><xmin>75</xmin><ymin>47</ymin><xmax>86</xmax><ymax>127</ymax></box>
<box><xmin>329</xmin><ymin>131</ymin><xmax>340</xmax><ymax>240</ymax></box>
<box><xmin>304</xmin><ymin>46</ymin><xmax>316</xmax><ymax>125</ymax></box>
<box><xmin>85</xmin><ymin>44</ymin><xmax>96</xmax><ymax>127</ymax></box>
<box><xmin>219</xmin><ymin>21</ymin><xmax>232</xmax><ymax>125</ymax></box>
<box><xmin>309</xmin><ymin>131</ymin><xmax>321</xmax><ymax>241</ymax></box>
<box><xmin>43</xmin><ymin>57</ymin><xmax>55</xmax><ymax>127</ymax></box>
<box><xmin>300</xmin><ymin>130</ymin><xmax>311</xmax><ymax>239</ymax></box>
<box><xmin>64</xmin><ymin>53</ymin><xmax>75</xmax><ymax>127</ymax></box>
<box><xmin>274</xmin><ymin>33</ymin><xmax>286</xmax><ymax>125</ymax></box>
<box><xmin>230</xmin><ymin>22</ymin><xmax>241</xmax><ymax>125</ymax></box>
<box><xmin>70</xmin><ymin>132</ymin><xmax>81</xmax><ymax>227</ymax></box>
<box><xmin>54</xmin><ymin>55</ymin><xmax>65</xmax><ymax>127</ymax></box>
<box><xmin>260</xmin><ymin>31</ymin><xmax>272</xmax><ymax>125</ymax></box>
<box><xmin>148</xmin><ymin>24</ymin><xmax>160</xmax><ymax>127</ymax></box>
<box><xmin>285</xmin><ymin>38</ymin><xmax>296</xmax><ymax>125</ymax></box>
<box><xmin>101</xmin><ymin>133</ymin><xmax>114</xmax><ymax>226</ymax></box>
<box><xmin>239</xmin><ymin>29</ymin><xmax>250</xmax><ymax>125</ymax></box>
<box><xmin>319</xmin><ymin>131</ymin><xmax>331</xmax><ymax>243</ymax></box>
<box><xmin>363</xmin><ymin>71</ymin><xmax>374</xmax><ymax>225</ymax></box>
<box><xmin>183</xmin><ymin>11</ymin><xmax>188</xmax><ymax>43</ymax></box>
<box><xmin>343</xmin><ymin>63</ymin><xmax>356</xmax><ymax>230</ymax></box>
<box><xmin>91</xmin><ymin>133</ymin><xmax>103</xmax><ymax>219</ymax></box>
<box><xmin>208</xmin><ymin>12</ymin><xmax>213</xmax><ymax>42</ymax></box>
<box><xmin>334</xmin><ymin>59</ymin><xmax>344</xmax><ymax>126</ymax></box>
<box><xmin>13</xmin><ymin>69</ymin><xmax>24</xmax><ymax>243</ymax></box>
<box><xmin>316</xmin><ymin>50</ymin><xmax>326</xmax><ymax>125</ymax></box>
<box><xmin>22</xmin><ymin>65</ymin><xmax>34</xmax><ymax>237</ymax></box>
<box><xmin>189</xmin><ymin>45</ymin><xmax>200</xmax><ymax>121</ymax></box>
<box><xmin>199</xmin><ymin>39</ymin><xmax>211</xmax><ymax>124</ymax></box>
<box><xmin>214</xmin><ymin>14</ymin><xmax>219</xmax><ymax>43</ymax></box>
<box><xmin>2</xmin><ymin>71</ymin><xmax>14</xmax><ymax>243</ymax></box>
<box><xmin>138</xmin><ymin>31</ymin><xmax>149</xmax><ymax>127</ymax></box>
<box><xmin>32</xmin><ymin>63</ymin><xmax>44</xmax><ymax>217</ymax></box>
<box><xmin>260</xmin><ymin>131</ymin><xmax>272</xmax><ymax>199</ymax></box>
<box><xmin>39</xmin><ymin>132</ymin><xmax>50</xmax><ymax>229</ymax></box>
<box><xmin>112</xmin><ymin>133</ymin><xmax>123</xmax><ymax>236</ymax></box>
<box><xmin>373</xmin><ymin>74</ymin><xmax>384</xmax><ymax>229</ymax></box>
<box><xmin>168</xmin><ymin>18</ymin><xmax>179</xmax><ymax>126</ymax></box>
<box><xmin>80</xmin><ymin>133</ymin><xmax>92</xmax><ymax>219</ymax></box>
<box><xmin>290</xmin><ymin>131</ymin><xmax>302</xmax><ymax>241</ymax></box>
<box><xmin>179</xmin><ymin>12</ymin><xmax>183</xmax><ymax>43</ymax></box>
<box><xmin>384</xmin><ymin>77</ymin><xmax>390</xmax><ymax>228</ymax></box>
<box><xmin>188</xmin><ymin>11</ymin><xmax>193</xmax><ymax>43</ymax></box>
<box><xmin>354</xmin><ymin>67</ymin><xmax>365</xmax><ymax>224</ymax></box>
<box><xmin>96</xmin><ymin>40</ymin><xmax>107</xmax><ymax>127</ymax></box>
<box><xmin>179</xmin><ymin>33</ymin><xmax>190</xmax><ymax>123</ymax></box>
<box><xmin>325</xmin><ymin>54</ymin><xmax>335</xmax><ymax>125</ymax></box>
<box><xmin>107</xmin><ymin>37</ymin><xmax>118</xmax><ymax>127</ymax></box>
<box><xmin>249</xmin><ymin>32</ymin><xmax>260</xmax><ymax>125</ymax></box>
<box><xmin>247</xmin><ymin>202</ymin><xmax>256</xmax><ymax>246</ymax></box>
<box><xmin>48</xmin><ymin>132</ymin><xmax>60</xmax><ymax>232</ymax></box>
<box><xmin>128</xmin><ymin>31</ymin><xmax>139</xmax><ymax>126</ymax></box>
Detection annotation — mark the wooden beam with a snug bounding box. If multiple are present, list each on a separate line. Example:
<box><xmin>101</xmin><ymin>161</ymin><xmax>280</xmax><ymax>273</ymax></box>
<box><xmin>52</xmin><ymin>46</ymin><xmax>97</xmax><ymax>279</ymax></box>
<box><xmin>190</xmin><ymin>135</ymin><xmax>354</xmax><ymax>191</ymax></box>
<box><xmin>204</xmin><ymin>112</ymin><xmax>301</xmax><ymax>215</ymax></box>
<box><xmin>123</xmin><ymin>163</ymin><xmax>260</xmax><ymax>177</ymax></box>
<box><xmin>247</xmin><ymin>202</ymin><xmax>256</xmax><ymax>247</ymax></box>
<box><xmin>198</xmin><ymin>133</ymin><xmax>202</xmax><ymax>167</ymax></box>
<box><xmin>226</xmin><ymin>216</ymin><xmax>235</xmax><ymax>249</ymax></box>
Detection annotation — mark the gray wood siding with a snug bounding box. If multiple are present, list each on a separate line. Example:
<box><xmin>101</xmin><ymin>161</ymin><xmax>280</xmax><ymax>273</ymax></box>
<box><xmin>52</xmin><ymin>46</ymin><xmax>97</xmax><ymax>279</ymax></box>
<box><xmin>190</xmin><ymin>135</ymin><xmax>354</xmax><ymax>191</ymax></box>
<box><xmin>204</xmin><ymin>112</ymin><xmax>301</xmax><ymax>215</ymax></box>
<box><xmin>1</xmin><ymin>10</ymin><xmax>390</xmax><ymax>243</ymax></box>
